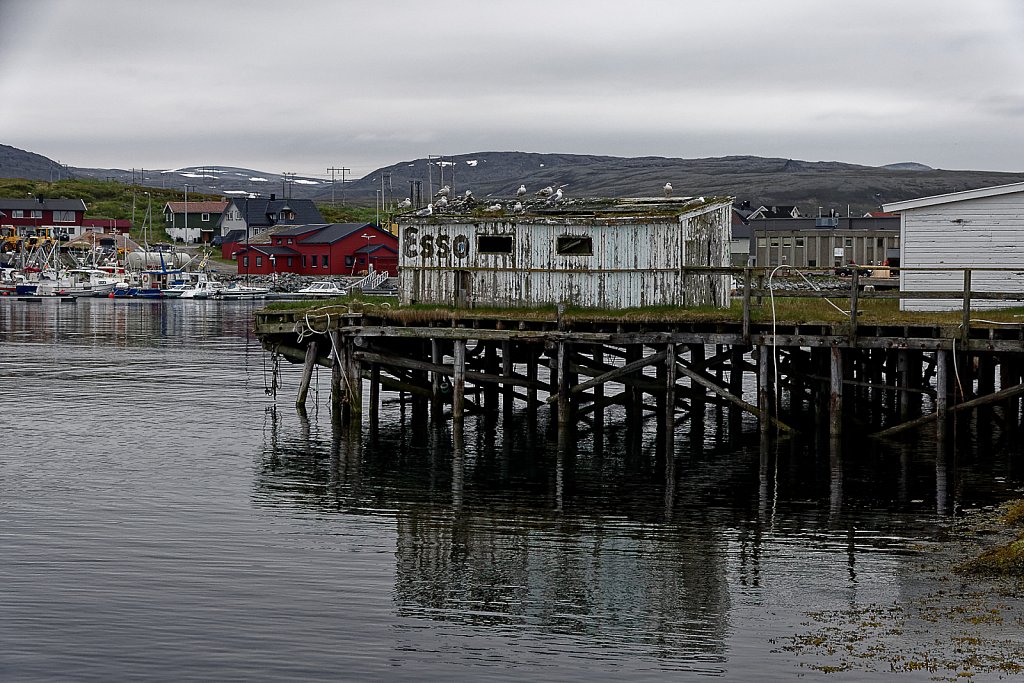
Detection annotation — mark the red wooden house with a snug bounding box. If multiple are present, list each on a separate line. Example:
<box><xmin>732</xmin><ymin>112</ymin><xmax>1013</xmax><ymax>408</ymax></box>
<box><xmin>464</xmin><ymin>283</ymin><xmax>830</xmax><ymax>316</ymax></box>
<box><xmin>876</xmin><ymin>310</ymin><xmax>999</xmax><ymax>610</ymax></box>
<box><xmin>0</xmin><ymin>197</ymin><xmax>87</xmax><ymax>238</ymax></box>
<box><xmin>234</xmin><ymin>223</ymin><xmax>398</xmax><ymax>276</ymax></box>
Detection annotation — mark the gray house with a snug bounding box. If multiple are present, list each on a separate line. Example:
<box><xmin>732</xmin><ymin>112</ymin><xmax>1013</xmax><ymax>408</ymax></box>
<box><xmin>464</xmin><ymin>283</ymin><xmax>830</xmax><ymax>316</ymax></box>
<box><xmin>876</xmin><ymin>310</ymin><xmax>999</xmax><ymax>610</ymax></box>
<box><xmin>884</xmin><ymin>181</ymin><xmax>1024</xmax><ymax>311</ymax></box>
<box><xmin>398</xmin><ymin>197</ymin><xmax>733</xmax><ymax>309</ymax></box>
<box><xmin>215</xmin><ymin>196</ymin><xmax>324</xmax><ymax>240</ymax></box>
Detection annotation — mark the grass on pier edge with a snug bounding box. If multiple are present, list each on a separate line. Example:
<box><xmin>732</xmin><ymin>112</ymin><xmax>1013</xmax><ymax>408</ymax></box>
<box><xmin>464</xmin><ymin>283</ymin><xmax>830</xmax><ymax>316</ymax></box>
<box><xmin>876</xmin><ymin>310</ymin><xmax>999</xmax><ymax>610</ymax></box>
<box><xmin>263</xmin><ymin>295</ymin><xmax>1024</xmax><ymax>327</ymax></box>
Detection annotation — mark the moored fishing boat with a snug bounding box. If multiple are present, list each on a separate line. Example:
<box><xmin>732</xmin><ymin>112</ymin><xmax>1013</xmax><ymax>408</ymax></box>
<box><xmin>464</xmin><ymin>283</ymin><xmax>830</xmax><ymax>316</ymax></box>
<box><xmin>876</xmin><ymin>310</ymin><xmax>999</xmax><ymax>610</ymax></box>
<box><xmin>216</xmin><ymin>282</ymin><xmax>270</xmax><ymax>300</ymax></box>
<box><xmin>295</xmin><ymin>281</ymin><xmax>348</xmax><ymax>298</ymax></box>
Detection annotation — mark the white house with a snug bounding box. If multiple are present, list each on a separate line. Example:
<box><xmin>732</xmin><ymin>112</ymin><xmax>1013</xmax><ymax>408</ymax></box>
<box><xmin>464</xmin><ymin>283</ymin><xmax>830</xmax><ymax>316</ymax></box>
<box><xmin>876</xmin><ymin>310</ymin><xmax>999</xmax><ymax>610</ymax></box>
<box><xmin>883</xmin><ymin>181</ymin><xmax>1024</xmax><ymax>311</ymax></box>
<box><xmin>398</xmin><ymin>196</ymin><xmax>733</xmax><ymax>309</ymax></box>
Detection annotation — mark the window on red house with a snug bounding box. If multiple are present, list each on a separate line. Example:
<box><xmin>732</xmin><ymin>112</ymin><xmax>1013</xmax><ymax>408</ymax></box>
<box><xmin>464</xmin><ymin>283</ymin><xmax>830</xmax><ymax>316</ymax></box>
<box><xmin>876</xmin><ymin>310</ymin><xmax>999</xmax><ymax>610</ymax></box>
<box><xmin>302</xmin><ymin>255</ymin><xmax>307</xmax><ymax>268</ymax></box>
<box><xmin>256</xmin><ymin>256</ymin><xmax>263</xmax><ymax>267</ymax></box>
<box><xmin>287</xmin><ymin>257</ymin><xmax>293</xmax><ymax>267</ymax></box>
<box><xmin>322</xmin><ymin>255</ymin><xmax>329</xmax><ymax>268</ymax></box>
<box><xmin>243</xmin><ymin>256</ymin><xmax>249</xmax><ymax>267</ymax></box>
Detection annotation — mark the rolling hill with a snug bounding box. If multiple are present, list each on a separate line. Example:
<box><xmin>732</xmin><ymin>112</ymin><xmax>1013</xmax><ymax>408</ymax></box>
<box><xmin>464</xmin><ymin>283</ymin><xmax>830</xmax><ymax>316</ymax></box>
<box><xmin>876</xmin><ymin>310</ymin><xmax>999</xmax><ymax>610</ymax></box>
<box><xmin>3</xmin><ymin>143</ymin><xmax>1023</xmax><ymax>215</ymax></box>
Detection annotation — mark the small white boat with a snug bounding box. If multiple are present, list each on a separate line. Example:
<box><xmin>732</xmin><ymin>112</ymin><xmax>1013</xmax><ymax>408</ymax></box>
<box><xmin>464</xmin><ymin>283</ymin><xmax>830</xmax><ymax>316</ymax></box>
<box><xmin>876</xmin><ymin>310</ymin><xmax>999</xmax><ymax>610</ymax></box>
<box><xmin>296</xmin><ymin>281</ymin><xmax>348</xmax><ymax>298</ymax></box>
<box><xmin>35</xmin><ymin>268</ymin><xmax>120</xmax><ymax>297</ymax></box>
<box><xmin>216</xmin><ymin>282</ymin><xmax>270</xmax><ymax>300</ymax></box>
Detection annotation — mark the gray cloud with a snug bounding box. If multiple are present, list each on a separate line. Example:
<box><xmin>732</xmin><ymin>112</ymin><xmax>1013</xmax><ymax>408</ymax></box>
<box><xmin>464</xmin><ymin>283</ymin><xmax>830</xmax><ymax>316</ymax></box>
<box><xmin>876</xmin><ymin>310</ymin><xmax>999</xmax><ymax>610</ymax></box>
<box><xmin>1</xmin><ymin>0</ymin><xmax>1022</xmax><ymax>176</ymax></box>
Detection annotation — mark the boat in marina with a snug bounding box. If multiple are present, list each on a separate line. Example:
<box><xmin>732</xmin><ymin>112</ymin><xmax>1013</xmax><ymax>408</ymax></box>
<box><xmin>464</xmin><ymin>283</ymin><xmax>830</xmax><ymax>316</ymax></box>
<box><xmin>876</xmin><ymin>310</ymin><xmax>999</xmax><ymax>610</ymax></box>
<box><xmin>295</xmin><ymin>281</ymin><xmax>348</xmax><ymax>298</ymax></box>
<box><xmin>168</xmin><ymin>273</ymin><xmax>224</xmax><ymax>299</ymax></box>
<box><xmin>216</xmin><ymin>282</ymin><xmax>270</xmax><ymax>300</ymax></box>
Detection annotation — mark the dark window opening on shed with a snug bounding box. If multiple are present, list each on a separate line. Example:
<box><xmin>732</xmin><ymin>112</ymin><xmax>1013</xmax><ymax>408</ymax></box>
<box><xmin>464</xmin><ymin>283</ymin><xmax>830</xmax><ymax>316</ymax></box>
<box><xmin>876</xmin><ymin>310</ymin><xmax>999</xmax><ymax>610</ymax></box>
<box><xmin>556</xmin><ymin>235</ymin><xmax>593</xmax><ymax>255</ymax></box>
<box><xmin>478</xmin><ymin>234</ymin><xmax>513</xmax><ymax>254</ymax></box>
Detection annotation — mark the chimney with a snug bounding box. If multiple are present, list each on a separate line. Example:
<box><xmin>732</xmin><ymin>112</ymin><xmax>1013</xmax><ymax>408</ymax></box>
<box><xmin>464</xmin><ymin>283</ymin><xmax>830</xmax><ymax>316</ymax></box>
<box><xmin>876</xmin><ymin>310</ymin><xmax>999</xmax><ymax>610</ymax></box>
<box><xmin>270</xmin><ymin>193</ymin><xmax>276</xmax><ymax>201</ymax></box>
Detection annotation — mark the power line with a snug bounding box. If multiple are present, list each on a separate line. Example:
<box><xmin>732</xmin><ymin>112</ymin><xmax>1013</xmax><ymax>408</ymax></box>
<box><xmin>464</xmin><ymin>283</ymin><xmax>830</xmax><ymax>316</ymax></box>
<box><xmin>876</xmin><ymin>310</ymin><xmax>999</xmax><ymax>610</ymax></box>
<box><xmin>327</xmin><ymin>166</ymin><xmax>350</xmax><ymax>206</ymax></box>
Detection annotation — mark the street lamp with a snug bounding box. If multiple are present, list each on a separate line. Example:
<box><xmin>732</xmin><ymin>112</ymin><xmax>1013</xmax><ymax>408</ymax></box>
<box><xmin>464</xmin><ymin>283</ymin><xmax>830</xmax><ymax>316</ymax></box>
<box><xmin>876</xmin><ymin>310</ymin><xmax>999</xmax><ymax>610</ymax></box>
<box><xmin>184</xmin><ymin>184</ymin><xmax>196</xmax><ymax>244</ymax></box>
<box><xmin>269</xmin><ymin>254</ymin><xmax>277</xmax><ymax>285</ymax></box>
<box><xmin>358</xmin><ymin>232</ymin><xmax>376</xmax><ymax>275</ymax></box>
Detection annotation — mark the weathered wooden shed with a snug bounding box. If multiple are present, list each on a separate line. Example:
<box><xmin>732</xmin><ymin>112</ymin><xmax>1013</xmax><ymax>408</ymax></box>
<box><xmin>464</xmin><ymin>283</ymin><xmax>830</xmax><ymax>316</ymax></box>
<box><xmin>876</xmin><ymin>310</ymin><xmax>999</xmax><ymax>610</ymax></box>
<box><xmin>884</xmin><ymin>182</ymin><xmax>1024</xmax><ymax>311</ymax></box>
<box><xmin>398</xmin><ymin>197</ymin><xmax>733</xmax><ymax>309</ymax></box>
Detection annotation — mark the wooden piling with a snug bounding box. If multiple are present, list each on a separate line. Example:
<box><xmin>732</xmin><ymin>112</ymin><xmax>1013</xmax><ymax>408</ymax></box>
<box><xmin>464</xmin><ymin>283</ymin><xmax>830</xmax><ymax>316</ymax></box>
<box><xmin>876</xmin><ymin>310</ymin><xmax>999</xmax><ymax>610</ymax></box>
<box><xmin>453</xmin><ymin>338</ymin><xmax>466</xmax><ymax>422</ymax></box>
<box><xmin>296</xmin><ymin>339</ymin><xmax>318</xmax><ymax>407</ymax></box>
<box><xmin>829</xmin><ymin>345</ymin><xmax>843</xmax><ymax>438</ymax></box>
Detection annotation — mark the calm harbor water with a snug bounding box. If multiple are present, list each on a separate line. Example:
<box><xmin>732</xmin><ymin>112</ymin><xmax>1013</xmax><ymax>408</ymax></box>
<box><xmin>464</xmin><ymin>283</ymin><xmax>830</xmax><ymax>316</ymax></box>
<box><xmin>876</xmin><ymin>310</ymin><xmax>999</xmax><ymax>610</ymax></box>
<box><xmin>2</xmin><ymin>298</ymin><xmax>1023</xmax><ymax>682</ymax></box>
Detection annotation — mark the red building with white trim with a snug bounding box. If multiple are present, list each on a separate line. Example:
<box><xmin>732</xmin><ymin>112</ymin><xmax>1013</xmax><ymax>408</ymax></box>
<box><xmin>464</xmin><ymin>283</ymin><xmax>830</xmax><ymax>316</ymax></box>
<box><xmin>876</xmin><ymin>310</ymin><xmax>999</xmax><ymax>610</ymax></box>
<box><xmin>234</xmin><ymin>222</ymin><xmax>398</xmax><ymax>276</ymax></box>
<box><xmin>0</xmin><ymin>197</ymin><xmax>87</xmax><ymax>238</ymax></box>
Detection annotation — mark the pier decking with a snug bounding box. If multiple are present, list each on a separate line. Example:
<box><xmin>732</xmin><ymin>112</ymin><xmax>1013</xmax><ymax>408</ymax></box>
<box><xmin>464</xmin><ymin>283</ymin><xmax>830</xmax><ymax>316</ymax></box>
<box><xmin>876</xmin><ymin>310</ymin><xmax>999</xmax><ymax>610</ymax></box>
<box><xmin>253</xmin><ymin>274</ymin><xmax>1024</xmax><ymax>444</ymax></box>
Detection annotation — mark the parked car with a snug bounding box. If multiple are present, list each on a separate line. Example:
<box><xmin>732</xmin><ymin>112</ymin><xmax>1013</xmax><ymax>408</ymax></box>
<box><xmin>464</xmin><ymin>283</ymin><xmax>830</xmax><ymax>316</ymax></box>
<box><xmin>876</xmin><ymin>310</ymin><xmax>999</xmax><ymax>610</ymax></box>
<box><xmin>835</xmin><ymin>261</ymin><xmax>870</xmax><ymax>277</ymax></box>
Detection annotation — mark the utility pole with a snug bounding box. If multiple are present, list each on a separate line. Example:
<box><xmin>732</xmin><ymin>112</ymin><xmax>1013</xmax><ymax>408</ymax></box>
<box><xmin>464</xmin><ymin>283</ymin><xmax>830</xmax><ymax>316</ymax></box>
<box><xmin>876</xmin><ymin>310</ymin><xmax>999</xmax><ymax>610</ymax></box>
<box><xmin>327</xmin><ymin>166</ymin><xmax>350</xmax><ymax>206</ymax></box>
<box><xmin>282</xmin><ymin>172</ymin><xmax>297</xmax><ymax>199</ymax></box>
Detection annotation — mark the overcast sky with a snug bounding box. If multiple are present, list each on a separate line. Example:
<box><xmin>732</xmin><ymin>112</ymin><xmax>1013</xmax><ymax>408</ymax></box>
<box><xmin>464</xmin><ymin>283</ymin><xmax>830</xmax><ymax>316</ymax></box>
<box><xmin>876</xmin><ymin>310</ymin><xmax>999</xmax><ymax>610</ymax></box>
<box><xmin>2</xmin><ymin>0</ymin><xmax>1022</xmax><ymax>178</ymax></box>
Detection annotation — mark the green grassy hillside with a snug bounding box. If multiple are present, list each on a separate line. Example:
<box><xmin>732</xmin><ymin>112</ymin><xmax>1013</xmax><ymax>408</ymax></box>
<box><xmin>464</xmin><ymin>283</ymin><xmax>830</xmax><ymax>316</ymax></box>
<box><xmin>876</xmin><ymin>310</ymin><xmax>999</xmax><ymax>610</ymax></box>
<box><xmin>0</xmin><ymin>178</ymin><xmax>378</xmax><ymax>242</ymax></box>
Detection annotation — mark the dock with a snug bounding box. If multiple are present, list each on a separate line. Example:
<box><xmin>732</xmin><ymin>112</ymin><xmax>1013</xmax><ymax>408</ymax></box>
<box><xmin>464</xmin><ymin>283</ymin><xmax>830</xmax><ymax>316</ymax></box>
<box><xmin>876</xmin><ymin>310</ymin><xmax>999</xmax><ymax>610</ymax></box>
<box><xmin>253</xmin><ymin>272</ymin><xmax>1024</xmax><ymax>447</ymax></box>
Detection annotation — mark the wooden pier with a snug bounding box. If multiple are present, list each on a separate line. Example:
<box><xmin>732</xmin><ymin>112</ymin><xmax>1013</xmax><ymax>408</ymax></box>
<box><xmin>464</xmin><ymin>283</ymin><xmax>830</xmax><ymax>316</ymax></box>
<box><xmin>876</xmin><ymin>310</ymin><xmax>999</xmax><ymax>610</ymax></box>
<box><xmin>253</xmin><ymin>275</ymin><xmax>1024</xmax><ymax>444</ymax></box>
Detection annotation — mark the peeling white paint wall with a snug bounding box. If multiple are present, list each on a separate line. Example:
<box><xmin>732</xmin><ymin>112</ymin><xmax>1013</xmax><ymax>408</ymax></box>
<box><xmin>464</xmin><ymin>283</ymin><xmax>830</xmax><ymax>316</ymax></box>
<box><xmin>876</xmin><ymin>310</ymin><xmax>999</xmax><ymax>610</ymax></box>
<box><xmin>398</xmin><ymin>201</ymin><xmax>732</xmax><ymax>309</ymax></box>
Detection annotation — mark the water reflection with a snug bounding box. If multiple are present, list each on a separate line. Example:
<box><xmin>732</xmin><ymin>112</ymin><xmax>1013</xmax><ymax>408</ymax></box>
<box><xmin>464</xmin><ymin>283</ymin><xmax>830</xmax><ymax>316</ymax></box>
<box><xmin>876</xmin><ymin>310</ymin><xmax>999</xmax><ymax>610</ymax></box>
<box><xmin>251</xmin><ymin>392</ymin><xmax>1023</xmax><ymax>671</ymax></box>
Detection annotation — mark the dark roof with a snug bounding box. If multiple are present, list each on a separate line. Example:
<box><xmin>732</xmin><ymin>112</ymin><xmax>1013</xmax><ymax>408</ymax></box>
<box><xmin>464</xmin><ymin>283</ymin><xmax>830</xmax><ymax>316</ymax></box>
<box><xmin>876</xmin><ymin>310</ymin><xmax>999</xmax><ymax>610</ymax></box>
<box><xmin>164</xmin><ymin>201</ymin><xmax>229</xmax><ymax>213</ymax></box>
<box><xmin>226</xmin><ymin>197</ymin><xmax>323</xmax><ymax>227</ymax></box>
<box><xmin>271</xmin><ymin>223</ymin><xmax>330</xmax><ymax>237</ymax></box>
<box><xmin>235</xmin><ymin>245</ymin><xmax>301</xmax><ymax>256</ymax></box>
<box><xmin>299</xmin><ymin>222</ymin><xmax>381</xmax><ymax>244</ymax></box>
<box><xmin>0</xmin><ymin>198</ymin><xmax>87</xmax><ymax>211</ymax></box>
<box><xmin>221</xmin><ymin>229</ymin><xmax>247</xmax><ymax>243</ymax></box>
<box><xmin>355</xmin><ymin>243</ymin><xmax>398</xmax><ymax>255</ymax></box>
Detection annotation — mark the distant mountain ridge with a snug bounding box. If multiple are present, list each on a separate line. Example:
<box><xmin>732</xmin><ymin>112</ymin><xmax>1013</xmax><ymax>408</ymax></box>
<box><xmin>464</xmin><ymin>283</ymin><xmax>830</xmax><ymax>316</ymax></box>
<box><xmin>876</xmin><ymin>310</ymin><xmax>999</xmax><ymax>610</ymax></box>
<box><xmin>3</xmin><ymin>143</ymin><xmax>1023</xmax><ymax>215</ymax></box>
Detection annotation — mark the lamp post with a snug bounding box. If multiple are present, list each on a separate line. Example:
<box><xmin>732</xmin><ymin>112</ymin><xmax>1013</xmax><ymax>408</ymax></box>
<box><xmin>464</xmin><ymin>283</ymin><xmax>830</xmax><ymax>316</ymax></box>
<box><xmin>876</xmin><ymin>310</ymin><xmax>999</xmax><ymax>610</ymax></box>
<box><xmin>184</xmin><ymin>184</ymin><xmax>196</xmax><ymax>244</ymax></box>
<box><xmin>359</xmin><ymin>232</ymin><xmax>375</xmax><ymax>275</ymax></box>
<box><xmin>269</xmin><ymin>254</ymin><xmax>276</xmax><ymax>286</ymax></box>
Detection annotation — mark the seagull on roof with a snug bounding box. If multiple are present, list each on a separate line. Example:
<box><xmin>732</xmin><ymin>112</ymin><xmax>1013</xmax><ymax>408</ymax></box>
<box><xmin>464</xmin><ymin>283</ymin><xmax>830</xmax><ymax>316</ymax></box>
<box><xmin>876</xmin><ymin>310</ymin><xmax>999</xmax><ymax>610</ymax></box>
<box><xmin>535</xmin><ymin>186</ymin><xmax>554</xmax><ymax>198</ymax></box>
<box><xmin>415</xmin><ymin>203</ymin><xmax>433</xmax><ymax>216</ymax></box>
<box><xmin>546</xmin><ymin>188</ymin><xmax>563</xmax><ymax>204</ymax></box>
<box><xmin>397</xmin><ymin>198</ymin><xmax>411</xmax><ymax>209</ymax></box>
<box><xmin>464</xmin><ymin>189</ymin><xmax>473</xmax><ymax>199</ymax></box>
<box><xmin>485</xmin><ymin>203</ymin><xmax>503</xmax><ymax>212</ymax></box>
<box><xmin>436</xmin><ymin>195</ymin><xmax>448</xmax><ymax>209</ymax></box>
<box><xmin>516</xmin><ymin>184</ymin><xmax>527</xmax><ymax>197</ymax></box>
<box><xmin>663</xmin><ymin>182</ymin><xmax>673</xmax><ymax>197</ymax></box>
<box><xmin>513</xmin><ymin>201</ymin><xmax>523</xmax><ymax>213</ymax></box>
<box><xmin>435</xmin><ymin>185</ymin><xmax>450</xmax><ymax>198</ymax></box>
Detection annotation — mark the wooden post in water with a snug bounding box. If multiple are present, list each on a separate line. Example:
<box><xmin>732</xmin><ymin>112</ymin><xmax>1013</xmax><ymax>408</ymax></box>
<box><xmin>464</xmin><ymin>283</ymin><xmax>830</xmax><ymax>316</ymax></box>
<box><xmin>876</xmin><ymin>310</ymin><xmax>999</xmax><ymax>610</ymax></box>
<box><xmin>296</xmin><ymin>339</ymin><xmax>318</xmax><ymax>408</ymax></box>
<box><xmin>501</xmin><ymin>340</ymin><xmax>513</xmax><ymax>422</ymax></box>
<box><xmin>453</xmin><ymin>338</ymin><xmax>466</xmax><ymax>423</ymax></box>
<box><xmin>557</xmin><ymin>340</ymin><xmax>570</xmax><ymax>427</ymax></box>
<box><xmin>757</xmin><ymin>345</ymin><xmax>773</xmax><ymax>432</ymax></box>
<box><xmin>935</xmin><ymin>349</ymin><xmax>949</xmax><ymax>443</ymax></box>
<box><xmin>345</xmin><ymin>337</ymin><xmax>362</xmax><ymax>420</ymax></box>
<box><xmin>368</xmin><ymin>362</ymin><xmax>380</xmax><ymax>425</ymax></box>
<box><xmin>665</xmin><ymin>343</ymin><xmax>677</xmax><ymax>445</ymax></box>
<box><xmin>593</xmin><ymin>346</ymin><xmax>605</xmax><ymax>433</ymax></box>
<box><xmin>330</xmin><ymin>330</ymin><xmax>343</xmax><ymax>414</ymax></box>
<box><xmin>829</xmin><ymin>344</ymin><xmax>843</xmax><ymax>438</ymax></box>
<box><xmin>431</xmin><ymin>338</ymin><xmax>443</xmax><ymax>422</ymax></box>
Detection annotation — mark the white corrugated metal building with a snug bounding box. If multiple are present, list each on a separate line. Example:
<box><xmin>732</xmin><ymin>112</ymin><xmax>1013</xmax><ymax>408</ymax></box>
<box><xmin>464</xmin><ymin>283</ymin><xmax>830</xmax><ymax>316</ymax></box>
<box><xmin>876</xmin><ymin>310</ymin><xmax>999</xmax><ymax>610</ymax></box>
<box><xmin>398</xmin><ymin>197</ymin><xmax>733</xmax><ymax>309</ymax></box>
<box><xmin>883</xmin><ymin>182</ymin><xmax>1024</xmax><ymax>311</ymax></box>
